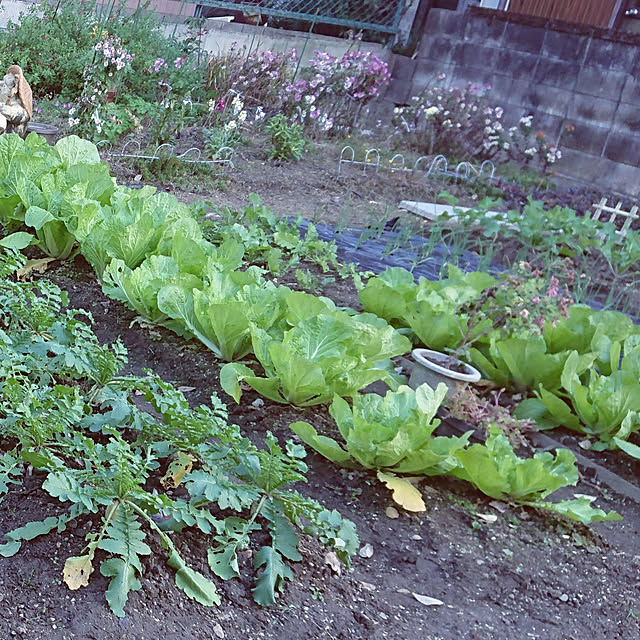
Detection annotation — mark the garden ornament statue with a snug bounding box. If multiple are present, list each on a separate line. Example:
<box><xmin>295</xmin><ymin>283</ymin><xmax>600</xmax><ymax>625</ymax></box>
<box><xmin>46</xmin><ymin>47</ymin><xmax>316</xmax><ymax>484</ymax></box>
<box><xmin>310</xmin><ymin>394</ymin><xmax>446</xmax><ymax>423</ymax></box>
<box><xmin>0</xmin><ymin>65</ymin><xmax>32</xmax><ymax>137</ymax></box>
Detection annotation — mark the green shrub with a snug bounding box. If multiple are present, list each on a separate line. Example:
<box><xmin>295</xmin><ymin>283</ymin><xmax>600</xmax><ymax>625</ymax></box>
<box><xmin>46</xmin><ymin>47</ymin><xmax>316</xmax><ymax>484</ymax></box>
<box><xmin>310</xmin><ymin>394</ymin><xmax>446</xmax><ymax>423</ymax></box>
<box><xmin>265</xmin><ymin>114</ymin><xmax>306</xmax><ymax>162</ymax></box>
<box><xmin>0</xmin><ymin>2</ymin><xmax>94</xmax><ymax>97</ymax></box>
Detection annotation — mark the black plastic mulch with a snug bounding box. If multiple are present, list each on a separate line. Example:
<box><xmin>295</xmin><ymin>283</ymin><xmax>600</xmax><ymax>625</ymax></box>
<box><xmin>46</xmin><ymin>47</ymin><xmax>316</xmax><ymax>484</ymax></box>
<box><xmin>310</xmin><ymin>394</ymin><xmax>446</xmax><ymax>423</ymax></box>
<box><xmin>299</xmin><ymin>220</ymin><xmax>501</xmax><ymax>280</ymax></box>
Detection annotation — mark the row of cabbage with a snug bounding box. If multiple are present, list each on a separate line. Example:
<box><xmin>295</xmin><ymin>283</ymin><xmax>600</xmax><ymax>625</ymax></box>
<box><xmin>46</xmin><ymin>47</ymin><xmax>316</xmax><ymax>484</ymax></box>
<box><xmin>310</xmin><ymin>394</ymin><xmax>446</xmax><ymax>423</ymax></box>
<box><xmin>360</xmin><ymin>265</ymin><xmax>640</xmax><ymax>458</ymax></box>
<box><xmin>0</xmin><ymin>134</ymin><xmax>624</xmax><ymax>524</ymax></box>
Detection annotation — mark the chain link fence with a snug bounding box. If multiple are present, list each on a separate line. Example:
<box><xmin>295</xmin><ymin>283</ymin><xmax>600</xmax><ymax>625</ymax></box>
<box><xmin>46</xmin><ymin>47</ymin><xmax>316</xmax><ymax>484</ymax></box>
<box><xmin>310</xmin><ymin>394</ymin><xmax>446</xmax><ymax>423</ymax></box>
<box><xmin>192</xmin><ymin>0</ymin><xmax>406</xmax><ymax>34</ymax></box>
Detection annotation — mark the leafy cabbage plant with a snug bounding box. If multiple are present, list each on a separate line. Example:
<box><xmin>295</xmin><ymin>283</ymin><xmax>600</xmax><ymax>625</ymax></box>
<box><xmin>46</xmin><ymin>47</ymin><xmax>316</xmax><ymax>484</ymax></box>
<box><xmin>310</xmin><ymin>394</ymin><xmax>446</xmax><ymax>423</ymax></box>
<box><xmin>469</xmin><ymin>334</ymin><xmax>590</xmax><ymax>394</ymax></box>
<box><xmin>220</xmin><ymin>310</ymin><xmax>411</xmax><ymax>406</ymax></box>
<box><xmin>530</xmin><ymin>338</ymin><xmax>640</xmax><ymax>450</ymax></box>
<box><xmin>450</xmin><ymin>428</ymin><xmax>621</xmax><ymax>524</ymax></box>
<box><xmin>102</xmin><ymin>256</ymin><xmax>203</xmax><ymax>335</ymax></box>
<box><xmin>359</xmin><ymin>265</ymin><xmax>496</xmax><ymax>351</ymax></box>
<box><xmin>158</xmin><ymin>268</ymin><xmax>291</xmax><ymax>362</ymax></box>
<box><xmin>76</xmin><ymin>188</ymin><xmax>194</xmax><ymax>278</ymax></box>
<box><xmin>0</xmin><ymin>134</ymin><xmax>114</xmax><ymax>259</ymax></box>
<box><xmin>290</xmin><ymin>383</ymin><xmax>470</xmax><ymax>474</ymax></box>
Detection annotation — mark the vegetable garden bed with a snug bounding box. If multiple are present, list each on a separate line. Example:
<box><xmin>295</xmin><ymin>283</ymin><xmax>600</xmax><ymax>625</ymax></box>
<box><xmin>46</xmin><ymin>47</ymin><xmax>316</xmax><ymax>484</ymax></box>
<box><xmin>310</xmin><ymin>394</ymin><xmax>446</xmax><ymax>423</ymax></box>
<box><xmin>0</xmin><ymin>133</ymin><xmax>639</xmax><ymax>640</ymax></box>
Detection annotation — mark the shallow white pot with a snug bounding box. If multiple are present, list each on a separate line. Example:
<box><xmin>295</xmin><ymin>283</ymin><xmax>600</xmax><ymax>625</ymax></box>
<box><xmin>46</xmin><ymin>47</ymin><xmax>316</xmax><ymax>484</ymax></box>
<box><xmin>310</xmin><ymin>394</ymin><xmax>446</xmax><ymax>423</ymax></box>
<box><xmin>408</xmin><ymin>348</ymin><xmax>481</xmax><ymax>398</ymax></box>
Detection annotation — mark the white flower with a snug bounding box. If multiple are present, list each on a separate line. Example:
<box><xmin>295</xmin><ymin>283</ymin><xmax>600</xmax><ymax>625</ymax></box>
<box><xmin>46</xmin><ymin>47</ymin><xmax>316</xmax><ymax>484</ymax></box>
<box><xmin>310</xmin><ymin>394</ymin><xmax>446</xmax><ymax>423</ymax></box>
<box><xmin>238</xmin><ymin>110</ymin><xmax>247</xmax><ymax>123</ymax></box>
<box><xmin>231</xmin><ymin>95</ymin><xmax>244</xmax><ymax>115</ymax></box>
<box><xmin>424</xmin><ymin>106</ymin><xmax>439</xmax><ymax>118</ymax></box>
<box><xmin>254</xmin><ymin>106</ymin><xmax>265</xmax><ymax>121</ymax></box>
<box><xmin>225</xmin><ymin>120</ymin><xmax>237</xmax><ymax>132</ymax></box>
<box><xmin>68</xmin><ymin>107</ymin><xmax>76</xmax><ymax>116</ymax></box>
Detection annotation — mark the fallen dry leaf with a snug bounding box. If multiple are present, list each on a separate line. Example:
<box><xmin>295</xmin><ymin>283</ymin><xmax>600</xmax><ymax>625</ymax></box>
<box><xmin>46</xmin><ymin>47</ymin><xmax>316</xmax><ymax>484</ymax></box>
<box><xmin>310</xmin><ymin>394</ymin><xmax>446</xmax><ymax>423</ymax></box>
<box><xmin>17</xmin><ymin>257</ymin><xmax>57</xmax><ymax>280</ymax></box>
<box><xmin>489</xmin><ymin>500</ymin><xmax>508</xmax><ymax>513</ymax></box>
<box><xmin>358</xmin><ymin>543</ymin><xmax>374</xmax><ymax>559</ymax></box>
<box><xmin>476</xmin><ymin>513</ymin><xmax>498</xmax><ymax>523</ymax></box>
<box><xmin>177</xmin><ymin>386</ymin><xmax>196</xmax><ymax>393</ymax></box>
<box><xmin>213</xmin><ymin>623</ymin><xmax>224</xmax><ymax>639</ymax></box>
<box><xmin>385</xmin><ymin>506</ymin><xmax>400</xmax><ymax>519</ymax></box>
<box><xmin>63</xmin><ymin>555</ymin><xmax>94</xmax><ymax>590</ymax></box>
<box><xmin>360</xmin><ymin>581</ymin><xmax>376</xmax><ymax>592</ymax></box>
<box><xmin>324</xmin><ymin>551</ymin><xmax>341</xmax><ymax>575</ymax></box>
<box><xmin>412</xmin><ymin>593</ymin><xmax>444</xmax><ymax>606</ymax></box>
<box><xmin>377</xmin><ymin>472</ymin><xmax>426</xmax><ymax>512</ymax></box>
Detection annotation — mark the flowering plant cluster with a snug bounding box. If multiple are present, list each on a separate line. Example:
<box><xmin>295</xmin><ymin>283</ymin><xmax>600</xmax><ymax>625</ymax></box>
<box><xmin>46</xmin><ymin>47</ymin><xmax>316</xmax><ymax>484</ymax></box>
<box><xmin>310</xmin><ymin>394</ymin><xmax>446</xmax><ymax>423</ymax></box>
<box><xmin>392</xmin><ymin>77</ymin><xmax>505</xmax><ymax>160</ymax></box>
<box><xmin>392</xmin><ymin>75</ymin><xmax>565</xmax><ymax>172</ymax></box>
<box><xmin>204</xmin><ymin>93</ymin><xmax>258</xmax><ymax>157</ymax></box>
<box><xmin>150</xmin><ymin>55</ymin><xmax>186</xmax><ymax>73</ymax></box>
<box><xmin>70</xmin><ymin>32</ymin><xmax>135</xmax><ymax>139</ymax></box>
<box><xmin>206</xmin><ymin>44</ymin><xmax>296</xmax><ymax>109</ymax></box>
<box><xmin>205</xmin><ymin>46</ymin><xmax>390</xmax><ymax>137</ymax></box>
<box><xmin>279</xmin><ymin>49</ymin><xmax>391</xmax><ymax>135</ymax></box>
<box><xmin>503</xmin><ymin>116</ymin><xmax>567</xmax><ymax>172</ymax></box>
<box><xmin>94</xmin><ymin>33</ymin><xmax>134</xmax><ymax>72</ymax></box>
<box><xmin>454</xmin><ymin>262</ymin><xmax>572</xmax><ymax>361</ymax></box>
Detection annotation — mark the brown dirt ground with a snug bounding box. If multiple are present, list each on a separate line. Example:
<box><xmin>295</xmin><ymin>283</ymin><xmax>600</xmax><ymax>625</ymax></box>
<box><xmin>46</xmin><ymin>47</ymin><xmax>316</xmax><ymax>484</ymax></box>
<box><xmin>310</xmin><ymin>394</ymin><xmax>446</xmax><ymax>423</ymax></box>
<box><xmin>1</xmin><ymin>134</ymin><xmax>639</xmax><ymax>640</ymax></box>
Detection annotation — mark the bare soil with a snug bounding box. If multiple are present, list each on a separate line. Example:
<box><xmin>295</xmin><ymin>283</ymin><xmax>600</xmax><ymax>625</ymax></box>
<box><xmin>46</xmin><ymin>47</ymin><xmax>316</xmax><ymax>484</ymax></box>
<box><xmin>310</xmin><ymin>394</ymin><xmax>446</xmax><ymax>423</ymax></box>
<box><xmin>1</xmin><ymin>136</ymin><xmax>640</xmax><ymax>640</ymax></box>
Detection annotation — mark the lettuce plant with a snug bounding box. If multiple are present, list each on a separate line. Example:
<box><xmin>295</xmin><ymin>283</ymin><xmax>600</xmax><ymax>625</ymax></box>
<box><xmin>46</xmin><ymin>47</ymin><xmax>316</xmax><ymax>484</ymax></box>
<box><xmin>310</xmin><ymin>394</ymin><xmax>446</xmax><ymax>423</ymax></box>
<box><xmin>221</xmin><ymin>310</ymin><xmax>411</xmax><ymax>406</ymax></box>
<box><xmin>359</xmin><ymin>265</ymin><xmax>496</xmax><ymax>351</ymax></box>
<box><xmin>450</xmin><ymin>428</ymin><xmax>620</xmax><ymax>524</ymax></box>
<box><xmin>102</xmin><ymin>256</ymin><xmax>202</xmax><ymax>334</ymax></box>
<box><xmin>290</xmin><ymin>384</ymin><xmax>469</xmax><ymax>474</ymax></box>
<box><xmin>158</xmin><ymin>268</ymin><xmax>291</xmax><ymax>362</ymax></box>
<box><xmin>533</xmin><ymin>340</ymin><xmax>640</xmax><ymax>449</ymax></box>
<box><xmin>469</xmin><ymin>335</ymin><xmax>587</xmax><ymax>394</ymax></box>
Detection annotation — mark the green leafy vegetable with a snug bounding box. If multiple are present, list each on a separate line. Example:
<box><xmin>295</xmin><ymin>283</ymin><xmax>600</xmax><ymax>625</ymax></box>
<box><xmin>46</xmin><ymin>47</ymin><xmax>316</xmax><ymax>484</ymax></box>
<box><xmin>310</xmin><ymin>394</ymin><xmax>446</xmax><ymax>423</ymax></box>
<box><xmin>221</xmin><ymin>311</ymin><xmax>410</xmax><ymax>406</ymax></box>
<box><xmin>291</xmin><ymin>384</ymin><xmax>469</xmax><ymax>474</ymax></box>
<box><xmin>449</xmin><ymin>428</ymin><xmax>620</xmax><ymax>524</ymax></box>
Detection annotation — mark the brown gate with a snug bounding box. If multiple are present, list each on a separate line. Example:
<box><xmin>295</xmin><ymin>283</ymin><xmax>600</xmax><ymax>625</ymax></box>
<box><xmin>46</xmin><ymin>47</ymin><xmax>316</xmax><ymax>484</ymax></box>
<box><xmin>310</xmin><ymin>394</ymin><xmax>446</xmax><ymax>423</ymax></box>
<box><xmin>507</xmin><ymin>0</ymin><xmax>618</xmax><ymax>28</ymax></box>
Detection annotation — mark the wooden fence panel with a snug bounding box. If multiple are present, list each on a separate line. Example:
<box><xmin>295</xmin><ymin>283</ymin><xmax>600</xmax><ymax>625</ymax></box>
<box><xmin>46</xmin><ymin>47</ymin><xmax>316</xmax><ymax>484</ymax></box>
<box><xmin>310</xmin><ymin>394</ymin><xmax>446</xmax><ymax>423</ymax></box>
<box><xmin>507</xmin><ymin>0</ymin><xmax>617</xmax><ymax>27</ymax></box>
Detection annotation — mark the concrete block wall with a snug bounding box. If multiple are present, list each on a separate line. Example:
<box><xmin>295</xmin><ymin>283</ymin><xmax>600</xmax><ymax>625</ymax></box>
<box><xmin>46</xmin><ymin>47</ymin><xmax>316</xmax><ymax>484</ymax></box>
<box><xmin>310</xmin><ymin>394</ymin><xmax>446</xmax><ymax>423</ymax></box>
<box><xmin>387</xmin><ymin>8</ymin><xmax>640</xmax><ymax>197</ymax></box>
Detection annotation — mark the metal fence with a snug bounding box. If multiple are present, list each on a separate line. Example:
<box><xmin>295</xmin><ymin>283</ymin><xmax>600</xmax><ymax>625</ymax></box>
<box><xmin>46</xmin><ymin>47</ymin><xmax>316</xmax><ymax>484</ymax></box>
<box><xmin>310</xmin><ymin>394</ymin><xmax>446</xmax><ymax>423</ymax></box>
<box><xmin>507</xmin><ymin>0</ymin><xmax>618</xmax><ymax>28</ymax></box>
<box><xmin>191</xmin><ymin>0</ymin><xmax>406</xmax><ymax>34</ymax></box>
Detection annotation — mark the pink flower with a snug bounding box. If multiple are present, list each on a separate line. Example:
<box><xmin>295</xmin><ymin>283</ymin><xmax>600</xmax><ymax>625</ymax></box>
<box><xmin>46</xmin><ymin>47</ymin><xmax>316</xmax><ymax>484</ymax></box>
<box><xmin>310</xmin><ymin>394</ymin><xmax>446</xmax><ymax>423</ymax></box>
<box><xmin>519</xmin><ymin>309</ymin><xmax>529</xmax><ymax>319</ymax></box>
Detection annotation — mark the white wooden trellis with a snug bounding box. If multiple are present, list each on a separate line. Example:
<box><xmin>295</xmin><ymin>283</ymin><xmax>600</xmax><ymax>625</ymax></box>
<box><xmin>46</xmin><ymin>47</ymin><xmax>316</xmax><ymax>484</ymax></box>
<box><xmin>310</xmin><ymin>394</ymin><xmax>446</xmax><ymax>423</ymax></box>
<box><xmin>590</xmin><ymin>197</ymin><xmax>639</xmax><ymax>242</ymax></box>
